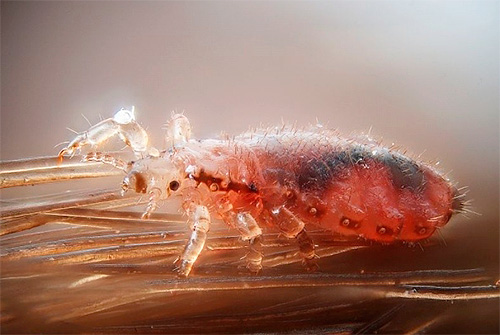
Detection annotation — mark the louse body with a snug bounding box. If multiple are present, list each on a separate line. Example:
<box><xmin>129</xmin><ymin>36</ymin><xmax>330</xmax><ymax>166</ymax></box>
<box><xmin>58</xmin><ymin>108</ymin><xmax>463</xmax><ymax>276</ymax></box>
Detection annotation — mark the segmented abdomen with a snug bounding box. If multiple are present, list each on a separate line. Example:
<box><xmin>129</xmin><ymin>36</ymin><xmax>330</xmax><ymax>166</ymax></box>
<box><xmin>249</xmin><ymin>132</ymin><xmax>459</xmax><ymax>243</ymax></box>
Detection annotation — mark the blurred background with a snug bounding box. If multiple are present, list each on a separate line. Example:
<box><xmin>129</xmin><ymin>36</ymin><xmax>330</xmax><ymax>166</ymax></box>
<box><xmin>1</xmin><ymin>1</ymin><xmax>499</xmax><ymax>333</ymax></box>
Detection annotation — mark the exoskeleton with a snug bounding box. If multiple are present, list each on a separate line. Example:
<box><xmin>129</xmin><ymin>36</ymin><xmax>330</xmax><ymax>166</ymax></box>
<box><xmin>58</xmin><ymin>108</ymin><xmax>464</xmax><ymax>277</ymax></box>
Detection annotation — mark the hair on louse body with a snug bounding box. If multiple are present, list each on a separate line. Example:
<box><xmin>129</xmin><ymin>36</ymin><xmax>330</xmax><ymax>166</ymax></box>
<box><xmin>58</xmin><ymin>108</ymin><xmax>467</xmax><ymax>276</ymax></box>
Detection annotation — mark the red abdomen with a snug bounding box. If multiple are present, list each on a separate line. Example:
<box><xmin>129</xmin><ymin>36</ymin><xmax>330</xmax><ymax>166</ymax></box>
<box><xmin>251</xmin><ymin>137</ymin><xmax>459</xmax><ymax>243</ymax></box>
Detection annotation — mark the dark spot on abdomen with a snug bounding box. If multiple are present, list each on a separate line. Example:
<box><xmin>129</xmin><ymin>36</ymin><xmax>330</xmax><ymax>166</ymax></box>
<box><xmin>297</xmin><ymin>146</ymin><xmax>371</xmax><ymax>192</ymax></box>
<box><xmin>379</xmin><ymin>152</ymin><xmax>425</xmax><ymax>192</ymax></box>
<box><xmin>262</xmin><ymin>168</ymin><xmax>296</xmax><ymax>186</ymax></box>
<box><xmin>296</xmin><ymin>145</ymin><xmax>425</xmax><ymax>193</ymax></box>
<box><xmin>297</xmin><ymin>158</ymin><xmax>333</xmax><ymax>191</ymax></box>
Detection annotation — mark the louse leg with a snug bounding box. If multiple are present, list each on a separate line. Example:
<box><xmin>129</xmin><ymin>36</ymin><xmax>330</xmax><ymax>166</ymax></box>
<box><xmin>58</xmin><ymin>108</ymin><xmax>152</xmax><ymax>161</ymax></box>
<box><xmin>271</xmin><ymin>207</ymin><xmax>319</xmax><ymax>272</ymax></box>
<box><xmin>234</xmin><ymin>212</ymin><xmax>264</xmax><ymax>274</ymax></box>
<box><xmin>295</xmin><ymin>229</ymin><xmax>320</xmax><ymax>272</ymax></box>
<box><xmin>164</xmin><ymin>113</ymin><xmax>192</xmax><ymax>148</ymax></box>
<box><xmin>83</xmin><ymin>152</ymin><xmax>129</xmax><ymax>172</ymax></box>
<box><xmin>177</xmin><ymin>205</ymin><xmax>211</xmax><ymax>277</ymax></box>
<box><xmin>141</xmin><ymin>188</ymin><xmax>162</xmax><ymax>219</ymax></box>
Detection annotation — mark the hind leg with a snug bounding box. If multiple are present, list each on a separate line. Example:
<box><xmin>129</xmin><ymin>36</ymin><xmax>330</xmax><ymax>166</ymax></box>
<box><xmin>222</xmin><ymin>211</ymin><xmax>263</xmax><ymax>273</ymax></box>
<box><xmin>271</xmin><ymin>207</ymin><xmax>319</xmax><ymax>271</ymax></box>
<box><xmin>295</xmin><ymin>229</ymin><xmax>319</xmax><ymax>272</ymax></box>
<box><xmin>235</xmin><ymin>212</ymin><xmax>264</xmax><ymax>274</ymax></box>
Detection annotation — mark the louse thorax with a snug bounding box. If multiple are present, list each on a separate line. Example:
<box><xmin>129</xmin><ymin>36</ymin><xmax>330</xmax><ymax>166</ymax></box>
<box><xmin>171</xmin><ymin>139</ymin><xmax>265</xmax><ymax>219</ymax></box>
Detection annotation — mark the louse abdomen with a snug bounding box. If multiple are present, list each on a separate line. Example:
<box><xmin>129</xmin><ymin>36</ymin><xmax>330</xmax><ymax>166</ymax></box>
<box><xmin>325</xmin><ymin>161</ymin><xmax>455</xmax><ymax>243</ymax></box>
<box><xmin>258</xmin><ymin>143</ymin><xmax>458</xmax><ymax>243</ymax></box>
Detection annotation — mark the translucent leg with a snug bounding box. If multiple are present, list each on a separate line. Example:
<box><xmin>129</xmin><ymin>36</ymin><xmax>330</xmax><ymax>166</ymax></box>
<box><xmin>141</xmin><ymin>188</ymin><xmax>162</xmax><ymax>219</ymax></box>
<box><xmin>83</xmin><ymin>152</ymin><xmax>128</xmax><ymax>172</ymax></box>
<box><xmin>271</xmin><ymin>207</ymin><xmax>318</xmax><ymax>271</ymax></box>
<box><xmin>296</xmin><ymin>229</ymin><xmax>319</xmax><ymax>272</ymax></box>
<box><xmin>58</xmin><ymin>108</ymin><xmax>151</xmax><ymax>161</ymax></box>
<box><xmin>234</xmin><ymin>212</ymin><xmax>263</xmax><ymax>274</ymax></box>
<box><xmin>271</xmin><ymin>207</ymin><xmax>305</xmax><ymax>238</ymax></box>
<box><xmin>164</xmin><ymin>113</ymin><xmax>192</xmax><ymax>148</ymax></box>
<box><xmin>177</xmin><ymin>205</ymin><xmax>211</xmax><ymax>277</ymax></box>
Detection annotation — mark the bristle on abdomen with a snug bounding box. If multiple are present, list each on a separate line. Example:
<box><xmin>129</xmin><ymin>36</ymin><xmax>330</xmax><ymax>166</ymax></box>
<box><xmin>451</xmin><ymin>186</ymin><xmax>472</xmax><ymax>215</ymax></box>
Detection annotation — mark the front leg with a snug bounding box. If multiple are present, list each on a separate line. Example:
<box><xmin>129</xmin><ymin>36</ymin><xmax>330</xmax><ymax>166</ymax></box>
<box><xmin>177</xmin><ymin>205</ymin><xmax>211</xmax><ymax>277</ymax></box>
<box><xmin>141</xmin><ymin>188</ymin><xmax>162</xmax><ymax>219</ymax></box>
<box><xmin>58</xmin><ymin>107</ymin><xmax>151</xmax><ymax>161</ymax></box>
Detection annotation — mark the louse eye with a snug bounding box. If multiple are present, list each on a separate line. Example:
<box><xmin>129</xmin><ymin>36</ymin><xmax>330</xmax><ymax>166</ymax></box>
<box><xmin>169</xmin><ymin>180</ymin><xmax>180</xmax><ymax>191</ymax></box>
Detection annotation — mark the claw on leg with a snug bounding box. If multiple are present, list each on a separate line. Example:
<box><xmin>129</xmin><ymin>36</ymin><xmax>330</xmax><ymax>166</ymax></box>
<box><xmin>177</xmin><ymin>205</ymin><xmax>211</xmax><ymax>277</ymax></box>
<box><xmin>57</xmin><ymin>133</ymin><xmax>87</xmax><ymax>163</ymax></box>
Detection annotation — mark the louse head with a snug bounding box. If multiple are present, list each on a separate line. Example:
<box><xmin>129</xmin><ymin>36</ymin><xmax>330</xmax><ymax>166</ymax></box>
<box><xmin>121</xmin><ymin>155</ymin><xmax>185</xmax><ymax>198</ymax></box>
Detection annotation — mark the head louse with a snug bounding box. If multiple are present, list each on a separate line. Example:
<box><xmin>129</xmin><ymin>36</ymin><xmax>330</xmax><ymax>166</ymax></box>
<box><xmin>57</xmin><ymin>110</ymin><xmax>466</xmax><ymax>276</ymax></box>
